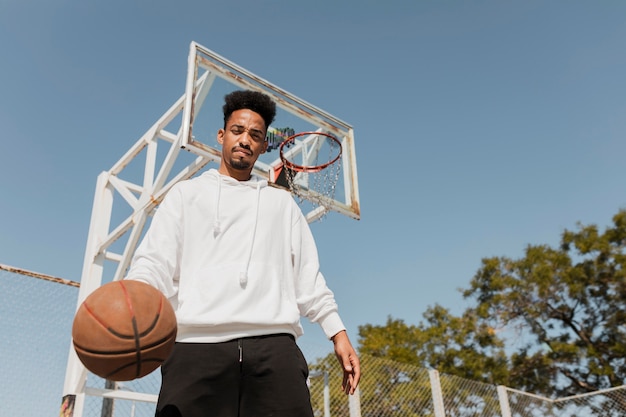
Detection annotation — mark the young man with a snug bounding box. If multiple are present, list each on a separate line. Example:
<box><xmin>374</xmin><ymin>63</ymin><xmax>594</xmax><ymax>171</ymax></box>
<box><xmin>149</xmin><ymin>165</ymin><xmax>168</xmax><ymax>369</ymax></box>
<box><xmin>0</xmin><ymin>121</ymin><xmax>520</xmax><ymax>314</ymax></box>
<box><xmin>125</xmin><ymin>90</ymin><xmax>360</xmax><ymax>417</ymax></box>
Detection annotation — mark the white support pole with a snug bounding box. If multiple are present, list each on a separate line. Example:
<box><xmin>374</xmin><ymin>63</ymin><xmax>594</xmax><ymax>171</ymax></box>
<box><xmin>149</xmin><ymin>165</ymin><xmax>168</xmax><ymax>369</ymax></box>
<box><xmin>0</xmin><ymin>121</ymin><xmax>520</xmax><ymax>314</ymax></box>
<box><xmin>497</xmin><ymin>385</ymin><xmax>513</xmax><ymax>417</ymax></box>
<box><xmin>323</xmin><ymin>372</ymin><xmax>330</xmax><ymax>417</ymax></box>
<box><xmin>348</xmin><ymin>386</ymin><xmax>361</xmax><ymax>417</ymax></box>
<box><xmin>60</xmin><ymin>92</ymin><xmax>210</xmax><ymax>417</ymax></box>
<box><xmin>429</xmin><ymin>369</ymin><xmax>446</xmax><ymax>417</ymax></box>
<box><xmin>62</xmin><ymin>172</ymin><xmax>115</xmax><ymax>417</ymax></box>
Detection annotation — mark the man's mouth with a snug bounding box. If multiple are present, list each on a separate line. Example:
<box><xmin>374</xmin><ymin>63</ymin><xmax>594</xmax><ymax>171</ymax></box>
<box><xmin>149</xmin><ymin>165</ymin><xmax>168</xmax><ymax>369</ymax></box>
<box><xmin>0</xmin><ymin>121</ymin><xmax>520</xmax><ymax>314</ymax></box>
<box><xmin>233</xmin><ymin>147</ymin><xmax>252</xmax><ymax>156</ymax></box>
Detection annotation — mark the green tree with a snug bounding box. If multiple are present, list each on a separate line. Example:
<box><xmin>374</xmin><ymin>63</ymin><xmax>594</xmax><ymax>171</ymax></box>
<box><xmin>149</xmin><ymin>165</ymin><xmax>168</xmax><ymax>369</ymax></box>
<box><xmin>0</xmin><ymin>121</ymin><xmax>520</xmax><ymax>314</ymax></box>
<box><xmin>355</xmin><ymin>209</ymin><xmax>626</xmax><ymax>405</ymax></box>
<box><xmin>356</xmin><ymin>314</ymin><xmax>510</xmax><ymax>416</ymax></box>
<box><xmin>465</xmin><ymin>209</ymin><xmax>626</xmax><ymax>396</ymax></box>
<box><xmin>355</xmin><ymin>318</ymin><xmax>438</xmax><ymax>416</ymax></box>
<box><xmin>359</xmin><ymin>311</ymin><xmax>509</xmax><ymax>385</ymax></box>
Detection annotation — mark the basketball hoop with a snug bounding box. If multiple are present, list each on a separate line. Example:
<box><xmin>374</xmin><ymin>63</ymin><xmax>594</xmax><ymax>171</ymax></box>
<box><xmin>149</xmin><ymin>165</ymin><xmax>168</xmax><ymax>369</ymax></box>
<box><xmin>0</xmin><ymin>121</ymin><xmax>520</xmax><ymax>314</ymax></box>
<box><xmin>279</xmin><ymin>131</ymin><xmax>343</xmax><ymax>213</ymax></box>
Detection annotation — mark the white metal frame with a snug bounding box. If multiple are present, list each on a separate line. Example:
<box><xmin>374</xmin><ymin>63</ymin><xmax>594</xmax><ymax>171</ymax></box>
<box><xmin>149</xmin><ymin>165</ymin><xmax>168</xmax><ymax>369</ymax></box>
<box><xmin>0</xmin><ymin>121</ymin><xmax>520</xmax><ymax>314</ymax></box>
<box><xmin>183</xmin><ymin>41</ymin><xmax>360</xmax><ymax>222</ymax></box>
<box><xmin>61</xmin><ymin>89</ymin><xmax>210</xmax><ymax>417</ymax></box>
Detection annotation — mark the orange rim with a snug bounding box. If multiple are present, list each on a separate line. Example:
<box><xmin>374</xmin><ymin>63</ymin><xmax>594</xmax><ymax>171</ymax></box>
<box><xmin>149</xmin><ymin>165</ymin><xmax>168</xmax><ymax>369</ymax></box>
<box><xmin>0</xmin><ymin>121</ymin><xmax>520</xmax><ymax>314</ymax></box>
<box><xmin>279</xmin><ymin>132</ymin><xmax>342</xmax><ymax>173</ymax></box>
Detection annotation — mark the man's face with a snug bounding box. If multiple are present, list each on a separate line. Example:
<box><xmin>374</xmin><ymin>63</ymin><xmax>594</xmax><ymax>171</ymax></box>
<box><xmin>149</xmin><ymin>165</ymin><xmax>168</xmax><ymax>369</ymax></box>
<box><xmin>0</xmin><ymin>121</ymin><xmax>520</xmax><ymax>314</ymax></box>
<box><xmin>217</xmin><ymin>109</ymin><xmax>268</xmax><ymax>180</ymax></box>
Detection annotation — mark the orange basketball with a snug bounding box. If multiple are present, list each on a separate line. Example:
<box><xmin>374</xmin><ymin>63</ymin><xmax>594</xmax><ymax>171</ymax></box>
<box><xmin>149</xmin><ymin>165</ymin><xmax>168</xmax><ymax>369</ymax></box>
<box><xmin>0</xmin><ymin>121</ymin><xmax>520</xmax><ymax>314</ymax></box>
<box><xmin>72</xmin><ymin>280</ymin><xmax>177</xmax><ymax>381</ymax></box>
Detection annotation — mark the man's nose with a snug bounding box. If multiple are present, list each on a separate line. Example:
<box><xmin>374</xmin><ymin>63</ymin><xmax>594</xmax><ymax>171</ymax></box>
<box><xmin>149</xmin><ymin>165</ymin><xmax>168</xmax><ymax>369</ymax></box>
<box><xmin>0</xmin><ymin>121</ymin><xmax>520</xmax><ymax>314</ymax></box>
<box><xmin>238</xmin><ymin>132</ymin><xmax>253</xmax><ymax>147</ymax></box>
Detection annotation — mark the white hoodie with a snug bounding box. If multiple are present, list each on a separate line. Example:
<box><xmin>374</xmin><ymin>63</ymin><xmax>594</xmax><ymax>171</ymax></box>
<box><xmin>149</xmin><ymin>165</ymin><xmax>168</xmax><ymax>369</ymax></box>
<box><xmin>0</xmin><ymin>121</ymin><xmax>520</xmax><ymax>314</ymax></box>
<box><xmin>125</xmin><ymin>169</ymin><xmax>345</xmax><ymax>343</ymax></box>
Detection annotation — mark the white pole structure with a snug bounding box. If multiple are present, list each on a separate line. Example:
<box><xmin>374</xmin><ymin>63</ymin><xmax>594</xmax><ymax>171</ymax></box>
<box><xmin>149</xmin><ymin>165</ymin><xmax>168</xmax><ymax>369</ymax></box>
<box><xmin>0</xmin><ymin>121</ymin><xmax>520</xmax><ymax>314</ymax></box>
<box><xmin>60</xmin><ymin>91</ymin><xmax>209</xmax><ymax>417</ymax></box>
<box><xmin>323</xmin><ymin>372</ymin><xmax>331</xmax><ymax>417</ymax></box>
<box><xmin>348</xmin><ymin>386</ymin><xmax>362</xmax><ymax>417</ymax></box>
<box><xmin>497</xmin><ymin>385</ymin><xmax>513</xmax><ymax>417</ymax></box>
<box><xmin>429</xmin><ymin>369</ymin><xmax>447</xmax><ymax>417</ymax></box>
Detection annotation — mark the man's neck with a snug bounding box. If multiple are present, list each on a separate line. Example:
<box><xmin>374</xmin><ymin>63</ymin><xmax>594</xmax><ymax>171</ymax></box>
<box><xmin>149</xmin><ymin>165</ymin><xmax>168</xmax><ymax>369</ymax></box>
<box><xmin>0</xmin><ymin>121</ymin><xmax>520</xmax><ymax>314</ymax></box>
<box><xmin>218</xmin><ymin>165</ymin><xmax>252</xmax><ymax>181</ymax></box>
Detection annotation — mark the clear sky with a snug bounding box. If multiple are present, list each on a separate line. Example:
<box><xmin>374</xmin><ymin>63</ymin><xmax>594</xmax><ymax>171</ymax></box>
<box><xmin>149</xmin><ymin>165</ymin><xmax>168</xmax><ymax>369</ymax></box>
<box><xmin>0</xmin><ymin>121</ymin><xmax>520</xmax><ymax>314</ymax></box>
<box><xmin>2</xmin><ymin>0</ymin><xmax>626</xmax><ymax>405</ymax></box>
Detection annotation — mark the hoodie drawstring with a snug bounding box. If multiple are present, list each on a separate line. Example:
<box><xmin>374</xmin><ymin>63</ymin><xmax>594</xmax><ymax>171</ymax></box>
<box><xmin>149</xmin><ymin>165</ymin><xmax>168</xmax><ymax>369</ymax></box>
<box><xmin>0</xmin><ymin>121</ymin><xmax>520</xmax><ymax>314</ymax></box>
<box><xmin>240</xmin><ymin>182</ymin><xmax>261</xmax><ymax>287</ymax></box>
<box><xmin>213</xmin><ymin>175</ymin><xmax>222</xmax><ymax>236</ymax></box>
<box><xmin>210</xmin><ymin>170</ymin><xmax>263</xmax><ymax>288</ymax></box>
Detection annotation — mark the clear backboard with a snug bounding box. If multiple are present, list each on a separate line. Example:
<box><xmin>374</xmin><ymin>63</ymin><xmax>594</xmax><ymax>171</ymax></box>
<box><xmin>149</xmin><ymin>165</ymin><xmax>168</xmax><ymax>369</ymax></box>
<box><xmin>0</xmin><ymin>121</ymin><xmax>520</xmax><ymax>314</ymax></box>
<box><xmin>181</xmin><ymin>41</ymin><xmax>360</xmax><ymax>222</ymax></box>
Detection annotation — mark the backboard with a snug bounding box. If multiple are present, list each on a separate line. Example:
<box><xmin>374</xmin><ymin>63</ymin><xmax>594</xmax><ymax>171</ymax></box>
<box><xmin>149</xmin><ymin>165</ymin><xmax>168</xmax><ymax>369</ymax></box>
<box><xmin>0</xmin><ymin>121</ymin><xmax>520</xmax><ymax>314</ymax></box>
<box><xmin>181</xmin><ymin>41</ymin><xmax>360</xmax><ymax>222</ymax></box>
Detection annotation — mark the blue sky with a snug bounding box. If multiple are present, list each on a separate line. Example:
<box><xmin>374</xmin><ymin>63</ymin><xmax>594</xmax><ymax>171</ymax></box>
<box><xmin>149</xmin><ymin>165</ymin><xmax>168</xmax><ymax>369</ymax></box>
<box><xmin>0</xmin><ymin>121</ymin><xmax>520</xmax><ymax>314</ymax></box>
<box><xmin>2</xmin><ymin>0</ymin><xmax>626</xmax><ymax>396</ymax></box>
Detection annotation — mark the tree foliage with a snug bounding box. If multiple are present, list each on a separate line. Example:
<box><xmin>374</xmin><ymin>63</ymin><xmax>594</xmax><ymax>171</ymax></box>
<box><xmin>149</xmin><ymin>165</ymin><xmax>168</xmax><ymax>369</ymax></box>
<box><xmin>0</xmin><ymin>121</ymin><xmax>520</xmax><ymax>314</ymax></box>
<box><xmin>359</xmin><ymin>310</ymin><xmax>509</xmax><ymax>385</ymax></box>
<box><xmin>356</xmin><ymin>209</ymin><xmax>626</xmax><ymax>398</ymax></box>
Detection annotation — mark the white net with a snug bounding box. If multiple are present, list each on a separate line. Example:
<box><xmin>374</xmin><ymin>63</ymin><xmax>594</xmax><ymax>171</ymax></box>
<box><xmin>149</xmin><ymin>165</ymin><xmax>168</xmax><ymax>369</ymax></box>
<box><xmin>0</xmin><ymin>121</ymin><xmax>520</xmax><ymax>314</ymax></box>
<box><xmin>0</xmin><ymin>265</ymin><xmax>78</xmax><ymax>416</ymax></box>
<box><xmin>279</xmin><ymin>132</ymin><xmax>343</xmax><ymax>215</ymax></box>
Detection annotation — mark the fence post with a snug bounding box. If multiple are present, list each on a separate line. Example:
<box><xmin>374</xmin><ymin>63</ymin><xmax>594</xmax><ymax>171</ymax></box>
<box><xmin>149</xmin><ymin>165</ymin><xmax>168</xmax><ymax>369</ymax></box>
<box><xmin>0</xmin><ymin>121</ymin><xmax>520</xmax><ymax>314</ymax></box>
<box><xmin>323</xmin><ymin>372</ymin><xmax>330</xmax><ymax>417</ymax></box>
<box><xmin>349</xmin><ymin>386</ymin><xmax>361</xmax><ymax>417</ymax></box>
<box><xmin>497</xmin><ymin>385</ymin><xmax>512</xmax><ymax>417</ymax></box>
<box><xmin>429</xmin><ymin>369</ymin><xmax>446</xmax><ymax>417</ymax></box>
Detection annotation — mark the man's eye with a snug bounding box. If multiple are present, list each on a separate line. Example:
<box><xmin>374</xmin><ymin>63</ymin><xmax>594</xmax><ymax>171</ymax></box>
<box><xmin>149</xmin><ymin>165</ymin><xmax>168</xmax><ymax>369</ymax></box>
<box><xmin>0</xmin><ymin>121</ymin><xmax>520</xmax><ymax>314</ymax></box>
<box><xmin>229</xmin><ymin>126</ymin><xmax>265</xmax><ymax>141</ymax></box>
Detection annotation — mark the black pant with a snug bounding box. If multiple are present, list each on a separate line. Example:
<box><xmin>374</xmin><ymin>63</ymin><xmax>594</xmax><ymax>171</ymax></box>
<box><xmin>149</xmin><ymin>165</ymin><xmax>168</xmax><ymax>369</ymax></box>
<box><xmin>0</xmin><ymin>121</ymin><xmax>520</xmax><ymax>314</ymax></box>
<box><xmin>155</xmin><ymin>334</ymin><xmax>315</xmax><ymax>417</ymax></box>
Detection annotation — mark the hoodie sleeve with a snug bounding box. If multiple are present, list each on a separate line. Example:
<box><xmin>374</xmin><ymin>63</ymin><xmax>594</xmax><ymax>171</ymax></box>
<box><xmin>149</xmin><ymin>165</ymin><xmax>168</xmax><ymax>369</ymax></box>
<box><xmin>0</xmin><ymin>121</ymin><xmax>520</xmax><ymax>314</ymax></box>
<box><xmin>124</xmin><ymin>185</ymin><xmax>183</xmax><ymax>299</ymax></box>
<box><xmin>292</xmin><ymin>210</ymin><xmax>346</xmax><ymax>339</ymax></box>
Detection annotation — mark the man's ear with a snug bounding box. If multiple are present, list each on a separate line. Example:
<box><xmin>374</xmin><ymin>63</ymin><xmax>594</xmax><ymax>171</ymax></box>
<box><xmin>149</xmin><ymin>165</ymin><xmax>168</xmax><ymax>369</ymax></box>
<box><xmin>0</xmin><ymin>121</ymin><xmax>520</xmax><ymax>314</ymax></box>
<box><xmin>260</xmin><ymin>140</ymin><xmax>268</xmax><ymax>154</ymax></box>
<box><xmin>217</xmin><ymin>129</ymin><xmax>225</xmax><ymax>145</ymax></box>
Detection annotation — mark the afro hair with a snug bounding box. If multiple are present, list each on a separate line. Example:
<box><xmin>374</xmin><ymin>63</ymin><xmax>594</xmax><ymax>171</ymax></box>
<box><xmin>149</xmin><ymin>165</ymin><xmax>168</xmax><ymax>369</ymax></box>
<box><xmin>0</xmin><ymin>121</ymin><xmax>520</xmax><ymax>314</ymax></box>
<box><xmin>223</xmin><ymin>90</ymin><xmax>276</xmax><ymax>130</ymax></box>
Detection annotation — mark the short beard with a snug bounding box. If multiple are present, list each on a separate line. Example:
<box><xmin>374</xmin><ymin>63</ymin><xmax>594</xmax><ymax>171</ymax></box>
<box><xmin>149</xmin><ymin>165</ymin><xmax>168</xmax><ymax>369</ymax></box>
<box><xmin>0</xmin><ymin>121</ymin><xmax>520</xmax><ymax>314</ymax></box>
<box><xmin>230</xmin><ymin>158</ymin><xmax>251</xmax><ymax>170</ymax></box>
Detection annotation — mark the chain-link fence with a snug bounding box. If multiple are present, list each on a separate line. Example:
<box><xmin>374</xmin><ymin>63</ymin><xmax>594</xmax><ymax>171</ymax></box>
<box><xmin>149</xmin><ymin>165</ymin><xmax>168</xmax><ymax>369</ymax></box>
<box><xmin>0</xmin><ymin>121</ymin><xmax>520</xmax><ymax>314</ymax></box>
<box><xmin>0</xmin><ymin>264</ymin><xmax>79</xmax><ymax>416</ymax></box>
<box><xmin>2</xmin><ymin>264</ymin><xmax>626</xmax><ymax>417</ymax></box>
<box><xmin>504</xmin><ymin>385</ymin><xmax>626</xmax><ymax>417</ymax></box>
